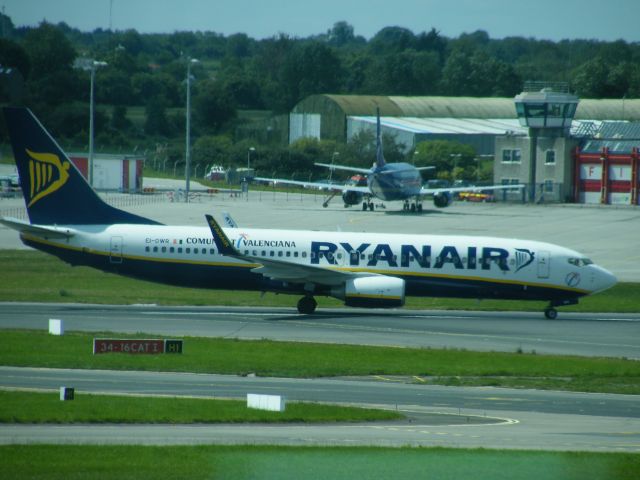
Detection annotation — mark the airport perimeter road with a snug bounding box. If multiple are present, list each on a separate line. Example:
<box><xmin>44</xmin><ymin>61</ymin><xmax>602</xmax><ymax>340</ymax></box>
<box><xmin>0</xmin><ymin>303</ymin><xmax>638</xmax><ymax>358</ymax></box>
<box><xmin>2</xmin><ymin>191</ymin><xmax>639</xmax><ymax>281</ymax></box>
<box><xmin>2</xmin><ymin>366</ymin><xmax>639</xmax><ymax>451</ymax></box>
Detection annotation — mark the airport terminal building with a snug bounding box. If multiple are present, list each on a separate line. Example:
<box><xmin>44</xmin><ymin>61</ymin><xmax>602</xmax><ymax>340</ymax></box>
<box><xmin>290</xmin><ymin>93</ymin><xmax>640</xmax><ymax>205</ymax></box>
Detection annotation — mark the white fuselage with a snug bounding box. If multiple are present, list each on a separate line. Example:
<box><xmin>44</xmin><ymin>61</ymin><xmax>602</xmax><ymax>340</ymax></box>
<box><xmin>21</xmin><ymin>223</ymin><xmax>617</xmax><ymax>303</ymax></box>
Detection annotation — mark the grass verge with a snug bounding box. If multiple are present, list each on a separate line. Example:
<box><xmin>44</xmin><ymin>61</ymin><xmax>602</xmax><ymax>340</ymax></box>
<box><xmin>2</xmin><ymin>330</ymin><xmax>639</xmax><ymax>394</ymax></box>
<box><xmin>0</xmin><ymin>390</ymin><xmax>401</xmax><ymax>424</ymax></box>
<box><xmin>2</xmin><ymin>445</ymin><xmax>639</xmax><ymax>480</ymax></box>
<box><xmin>1</xmin><ymin>250</ymin><xmax>638</xmax><ymax>313</ymax></box>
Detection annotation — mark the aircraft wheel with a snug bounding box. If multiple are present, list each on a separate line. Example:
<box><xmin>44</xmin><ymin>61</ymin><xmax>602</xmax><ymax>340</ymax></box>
<box><xmin>322</xmin><ymin>203</ymin><xmax>329</xmax><ymax>208</ymax></box>
<box><xmin>544</xmin><ymin>307</ymin><xmax>558</xmax><ymax>320</ymax></box>
<box><xmin>368</xmin><ymin>202</ymin><xmax>374</xmax><ymax>211</ymax></box>
<box><xmin>417</xmin><ymin>204</ymin><xmax>423</xmax><ymax>212</ymax></box>
<box><xmin>362</xmin><ymin>202</ymin><xmax>368</xmax><ymax>211</ymax></box>
<box><xmin>410</xmin><ymin>203</ymin><xmax>416</xmax><ymax>212</ymax></box>
<box><xmin>297</xmin><ymin>296</ymin><xmax>317</xmax><ymax>314</ymax></box>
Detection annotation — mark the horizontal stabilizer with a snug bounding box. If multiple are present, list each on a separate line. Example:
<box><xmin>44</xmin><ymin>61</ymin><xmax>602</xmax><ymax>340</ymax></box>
<box><xmin>0</xmin><ymin>216</ymin><xmax>75</xmax><ymax>238</ymax></box>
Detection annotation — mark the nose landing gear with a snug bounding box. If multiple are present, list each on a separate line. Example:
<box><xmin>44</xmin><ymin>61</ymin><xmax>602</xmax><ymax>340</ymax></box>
<box><xmin>544</xmin><ymin>299</ymin><xmax>578</xmax><ymax>319</ymax></box>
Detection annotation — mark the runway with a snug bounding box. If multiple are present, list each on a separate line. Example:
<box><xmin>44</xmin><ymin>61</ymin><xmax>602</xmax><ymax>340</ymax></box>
<box><xmin>1</xmin><ymin>303</ymin><xmax>639</xmax><ymax>451</ymax></box>
<box><xmin>0</xmin><ymin>303</ymin><xmax>638</xmax><ymax>358</ymax></box>
<box><xmin>2</xmin><ymin>366</ymin><xmax>639</xmax><ymax>451</ymax></box>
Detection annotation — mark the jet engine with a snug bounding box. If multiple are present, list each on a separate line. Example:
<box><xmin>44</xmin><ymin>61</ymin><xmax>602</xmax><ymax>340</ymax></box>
<box><xmin>433</xmin><ymin>191</ymin><xmax>453</xmax><ymax>208</ymax></box>
<box><xmin>342</xmin><ymin>190</ymin><xmax>363</xmax><ymax>206</ymax></box>
<box><xmin>331</xmin><ymin>276</ymin><xmax>405</xmax><ymax>308</ymax></box>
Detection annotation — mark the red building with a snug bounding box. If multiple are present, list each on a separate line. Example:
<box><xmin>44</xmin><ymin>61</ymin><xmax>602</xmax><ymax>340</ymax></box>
<box><xmin>574</xmin><ymin>123</ymin><xmax>640</xmax><ymax>205</ymax></box>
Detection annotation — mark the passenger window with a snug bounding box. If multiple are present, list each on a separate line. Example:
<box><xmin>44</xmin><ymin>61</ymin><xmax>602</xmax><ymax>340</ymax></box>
<box><xmin>194</xmin><ymin>248</ymin><xmax>199</xmax><ymax>254</ymax></box>
<box><xmin>294</xmin><ymin>252</ymin><xmax>299</xmax><ymax>258</ymax></box>
<box><xmin>170</xmin><ymin>247</ymin><xmax>175</xmax><ymax>253</ymax></box>
<box><xmin>261</xmin><ymin>250</ymin><xmax>266</xmax><ymax>256</ymax></box>
<box><xmin>178</xmin><ymin>247</ymin><xmax>183</xmax><ymax>253</ymax></box>
<box><xmin>186</xmin><ymin>248</ymin><xmax>191</xmax><ymax>254</ymax></box>
<box><xmin>270</xmin><ymin>251</ymin><xmax>275</xmax><ymax>257</ymax></box>
<box><xmin>286</xmin><ymin>251</ymin><xmax>291</xmax><ymax>257</ymax></box>
<box><xmin>153</xmin><ymin>246</ymin><xmax>158</xmax><ymax>253</ymax></box>
<box><xmin>210</xmin><ymin>248</ymin><xmax>215</xmax><ymax>254</ymax></box>
<box><xmin>302</xmin><ymin>252</ymin><xmax>307</xmax><ymax>258</ymax></box>
<box><xmin>278</xmin><ymin>251</ymin><xmax>283</xmax><ymax>257</ymax></box>
<box><xmin>161</xmin><ymin>247</ymin><xmax>166</xmax><ymax>253</ymax></box>
<box><xmin>145</xmin><ymin>246</ymin><xmax>150</xmax><ymax>252</ymax></box>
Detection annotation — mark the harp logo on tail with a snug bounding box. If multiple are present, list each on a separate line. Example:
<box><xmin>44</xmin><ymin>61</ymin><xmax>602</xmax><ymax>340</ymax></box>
<box><xmin>25</xmin><ymin>149</ymin><xmax>71</xmax><ymax>207</ymax></box>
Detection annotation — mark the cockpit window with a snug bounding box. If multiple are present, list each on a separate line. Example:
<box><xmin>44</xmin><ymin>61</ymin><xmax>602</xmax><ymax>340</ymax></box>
<box><xmin>568</xmin><ymin>257</ymin><xmax>593</xmax><ymax>267</ymax></box>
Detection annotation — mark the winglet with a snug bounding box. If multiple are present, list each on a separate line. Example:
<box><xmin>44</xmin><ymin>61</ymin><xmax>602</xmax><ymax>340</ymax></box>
<box><xmin>222</xmin><ymin>211</ymin><xmax>238</xmax><ymax>228</ymax></box>
<box><xmin>375</xmin><ymin>107</ymin><xmax>385</xmax><ymax>169</ymax></box>
<box><xmin>205</xmin><ymin>214</ymin><xmax>238</xmax><ymax>256</ymax></box>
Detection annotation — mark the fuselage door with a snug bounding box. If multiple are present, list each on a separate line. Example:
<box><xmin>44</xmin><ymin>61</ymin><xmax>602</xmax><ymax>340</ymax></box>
<box><xmin>110</xmin><ymin>236</ymin><xmax>123</xmax><ymax>264</ymax></box>
<box><xmin>537</xmin><ymin>250</ymin><xmax>550</xmax><ymax>278</ymax></box>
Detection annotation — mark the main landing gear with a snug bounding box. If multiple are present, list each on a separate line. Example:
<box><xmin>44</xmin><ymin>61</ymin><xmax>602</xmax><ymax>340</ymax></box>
<box><xmin>403</xmin><ymin>200</ymin><xmax>423</xmax><ymax>212</ymax></box>
<box><xmin>362</xmin><ymin>200</ymin><xmax>375</xmax><ymax>211</ymax></box>
<box><xmin>297</xmin><ymin>295</ymin><xmax>317</xmax><ymax>314</ymax></box>
<box><xmin>544</xmin><ymin>307</ymin><xmax>558</xmax><ymax>320</ymax></box>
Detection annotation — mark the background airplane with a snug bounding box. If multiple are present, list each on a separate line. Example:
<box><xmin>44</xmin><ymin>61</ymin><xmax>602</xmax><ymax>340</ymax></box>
<box><xmin>0</xmin><ymin>107</ymin><xmax>616</xmax><ymax>319</ymax></box>
<box><xmin>256</xmin><ymin>108</ymin><xmax>522</xmax><ymax>212</ymax></box>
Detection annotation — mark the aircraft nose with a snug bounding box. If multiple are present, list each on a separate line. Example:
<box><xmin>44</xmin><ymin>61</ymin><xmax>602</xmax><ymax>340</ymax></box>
<box><xmin>591</xmin><ymin>266</ymin><xmax>617</xmax><ymax>293</ymax></box>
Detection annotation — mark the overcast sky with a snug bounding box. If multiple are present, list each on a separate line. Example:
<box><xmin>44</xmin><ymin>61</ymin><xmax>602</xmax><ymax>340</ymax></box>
<box><xmin>4</xmin><ymin>0</ymin><xmax>639</xmax><ymax>42</ymax></box>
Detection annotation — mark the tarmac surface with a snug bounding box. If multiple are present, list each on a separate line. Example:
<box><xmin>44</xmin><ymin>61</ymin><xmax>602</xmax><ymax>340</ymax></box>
<box><xmin>2</xmin><ymin>366</ymin><xmax>639</xmax><ymax>451</ymax></box>
<box><xmin>1</xmin><ymin>177</ymin><xmax>639</xmax><ymax>281</ymax></box>
<box><xmin>2</xmin><ymin>176</ymin><xmax>639</xmax><ymax>451</ymax></box>
<box><xmin>1</xmin><ymin>303</ymin><xmax>638</xmax><ymax>358</ymax></box>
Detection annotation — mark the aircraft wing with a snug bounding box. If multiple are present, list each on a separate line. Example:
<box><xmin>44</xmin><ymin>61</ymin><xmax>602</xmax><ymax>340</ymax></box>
<box><xmin>205</xmin><ymin>214</ymin><xmax>363</xmax><ymax>287</ymax></box>
<box><xmin>419</xmin><ymin>183</ymin><xmax>525</xmax><ymax>196</ymax></box>
<box><xmin>314</xmin><ymin>162</ymin><xmax>372</xmax><ymax>174</ymax></box>
<box><xmin>0</xmin><ymin>216</ymin><xmax>75</xmax><ymax>238</ymax></box>
<box><xmin>254</xmin><ymin>177</ymin><xmax>371</xmax><ymax>194</ymax></box>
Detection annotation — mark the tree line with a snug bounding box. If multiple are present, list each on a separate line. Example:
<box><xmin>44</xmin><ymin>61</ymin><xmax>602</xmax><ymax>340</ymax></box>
<box><xmin>0</xmin><ymin>14</ymin><xmax>638</xmax><ymax>182</ymax></box>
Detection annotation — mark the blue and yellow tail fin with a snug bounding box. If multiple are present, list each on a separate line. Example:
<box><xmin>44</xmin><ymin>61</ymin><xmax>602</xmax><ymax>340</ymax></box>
<box><xmin>3</xmin><ymin>107</ymin><xmax>160</xmax><ymax>225</ymax></box>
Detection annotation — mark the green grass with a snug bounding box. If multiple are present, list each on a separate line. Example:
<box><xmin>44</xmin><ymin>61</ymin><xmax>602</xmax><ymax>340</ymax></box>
<box><xmin>2</xmin><ymin>330</ymin><xmax>639</xmax><ymax>394</ymax></box>
<box><xmin>1</xmin><ymin>250</ymin><xmax>638</xmax><ymax>313</ymax></box>
<box><xmin>2</xmin><ymin>445</ymin><xmax>639</xmax><ymax>480</ymax></box>
<box><xmin>0</xmin><ymin>390</ymin><xmax>402</xmax><ymax>424</ymax></box>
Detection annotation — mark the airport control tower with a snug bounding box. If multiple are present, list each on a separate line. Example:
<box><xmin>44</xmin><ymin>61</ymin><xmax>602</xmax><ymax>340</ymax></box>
<box><xmin>514</xmin><ymin>84</ymin><xmax>579</xmax><ymax>202</ymax></box>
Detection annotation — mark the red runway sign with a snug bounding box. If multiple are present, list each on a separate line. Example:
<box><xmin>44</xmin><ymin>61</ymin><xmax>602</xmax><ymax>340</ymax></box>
<box><xmin>93</xmin><ymin>339</ymin><xmax>181</xmax><ymax>354</ymax></box>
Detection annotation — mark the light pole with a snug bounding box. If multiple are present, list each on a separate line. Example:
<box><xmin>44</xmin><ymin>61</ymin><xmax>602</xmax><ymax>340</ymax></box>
<box><xmin>330</xmin><ymin>151</ymin><xmax>339</xmax><ymax>182</ymax></box>
<box><xmin>185</xmin><ymin>57</ymin><xmax>199</xmax><ymax>203</ymax></box>
<box><xmin>87</xmin><ymin>60</ymin><xmax>107</xmax><ymax>187</ymax></box>
<box><xmin>247</xmin><ymin>147</ymin><xmax>255</xmax><ymax>169</ymax></box>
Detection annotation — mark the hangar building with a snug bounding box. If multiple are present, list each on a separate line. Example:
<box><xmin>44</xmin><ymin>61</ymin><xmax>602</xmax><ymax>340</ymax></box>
<box><xmin>290</xmin><ymin>94</ymin><xmax>640</xmax><ymax>147</ymax></box>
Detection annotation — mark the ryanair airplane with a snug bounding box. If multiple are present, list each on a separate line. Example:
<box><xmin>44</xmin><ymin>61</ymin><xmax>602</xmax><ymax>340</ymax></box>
<box><xmin>1</xmin><ymin>107</ymin><xmax>617</xmax><ymax>319</ymax></box>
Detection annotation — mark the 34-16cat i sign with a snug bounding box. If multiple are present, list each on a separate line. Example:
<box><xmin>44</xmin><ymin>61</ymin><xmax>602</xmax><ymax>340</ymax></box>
<box><xmin>93</xmin><ymin>339</ymin><xmax>183</xmax><ymax>354</ymax></box>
